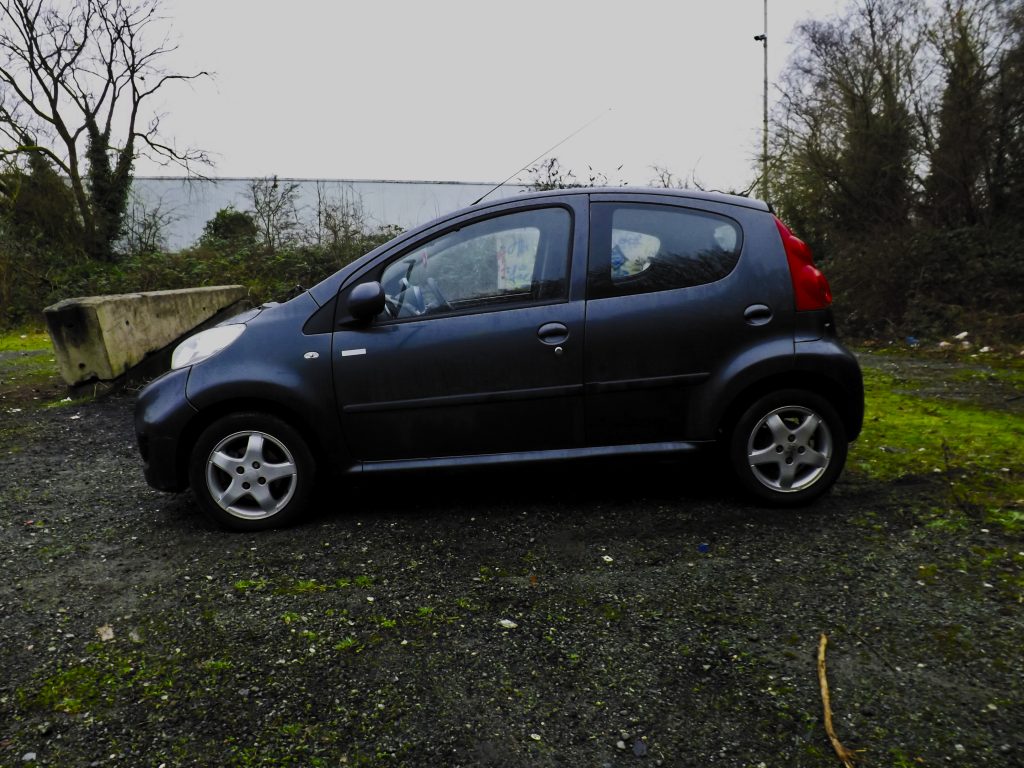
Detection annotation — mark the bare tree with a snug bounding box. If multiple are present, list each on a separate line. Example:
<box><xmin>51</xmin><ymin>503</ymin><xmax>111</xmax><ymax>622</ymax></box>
<box><xmin>247</xmin><ymin>176</ymin><xmax>301</xmax><ymax>252</ymax></box>
<box><xmin>120</xmin><ymin>190</ymin><xmax>177</xmax><ymax>256</ymax></box>
<box><xmin>520</xmin><ymin>157</ymin><xmax>623</xmax><ymax>190</ymax></box>
<box><xmin>0</xmin><ymin>0</ymin><xmax>209</xmax><ymax>261</ymax></box>
<box><xmin>648</xmin><ymin>165</ymin><xmax>686</xmax><ymax>189</ymax></box>
<box><xmin>308</xmin><ymin>181</ymin><xmax>369</xmax><ymax>248</ymax></box>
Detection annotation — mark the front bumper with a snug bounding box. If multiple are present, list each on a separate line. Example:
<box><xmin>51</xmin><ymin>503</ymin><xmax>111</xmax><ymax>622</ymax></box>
<box><xmin>134</xmin><ymin>366</ymin><xmax>198</xmax><ymax>491</ymax></box>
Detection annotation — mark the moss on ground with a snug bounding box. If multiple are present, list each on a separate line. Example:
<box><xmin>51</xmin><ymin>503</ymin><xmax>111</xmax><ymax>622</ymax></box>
<box><xmin>850</xmin><ymin>365</ymin><xmax>1024</xmax><ymax>534</ymax></box>
<box><xmin>18</xmin><ymin>642</ymin><xmax>181</xmax><ymax>716</ymax></box>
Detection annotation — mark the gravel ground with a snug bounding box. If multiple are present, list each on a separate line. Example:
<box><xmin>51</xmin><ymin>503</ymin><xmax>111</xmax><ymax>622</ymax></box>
<box><xmin>1</xmin><ymin>368</ymin><xmax>1022</xmax><ymax>767</ymax></box>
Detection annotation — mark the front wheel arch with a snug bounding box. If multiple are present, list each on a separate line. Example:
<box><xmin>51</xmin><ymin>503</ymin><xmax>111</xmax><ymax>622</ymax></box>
<box><xmin>175</xmin><ymin>397</ymin><xmax>342</xmax><ymax>495</ymax></box>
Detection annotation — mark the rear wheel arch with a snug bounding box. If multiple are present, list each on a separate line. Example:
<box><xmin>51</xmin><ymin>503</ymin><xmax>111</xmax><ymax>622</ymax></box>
<box><xmin>716</xmin><ymin>372</ymin><xmax>857</xmax><ymax>443</ymax></box>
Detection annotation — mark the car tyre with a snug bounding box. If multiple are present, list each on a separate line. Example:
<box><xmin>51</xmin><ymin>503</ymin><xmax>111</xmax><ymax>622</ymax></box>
<box><xmin>730</xmin><ymin>389</ymin><xmax>847</xmax><ymax>506</ymax></box>
<box><xmin>189</xmin><ymin>412</ymin><xmax>315</xmax><ymax>531</ymax></box>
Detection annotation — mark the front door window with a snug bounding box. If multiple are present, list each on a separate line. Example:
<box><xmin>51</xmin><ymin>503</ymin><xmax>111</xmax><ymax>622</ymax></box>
<box><xmin>378</xmin><ymin>207</ymin><xmax>571</xmax><ymax>319</ymax></box>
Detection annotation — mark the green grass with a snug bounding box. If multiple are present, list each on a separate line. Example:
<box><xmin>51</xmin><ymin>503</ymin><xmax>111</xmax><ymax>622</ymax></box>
<box><xmin>0</xmin><ymin>328</ymin><xmax>51</xmax><ymax>352</ymax></box>
<box><xmin>851</xmin><ymin>366</ymin><xmax>1024</xmax><ymax>533</ymax></box>
<box><xmin>334</xmin><ymin>637</ymin><xmax>358</xmax><ymax>651</ymax></box>
<box><xmin>233</xmin><ymin>578</ymin><xmax>269</xmax><ymax>591</ymax></box>
<box><xmin>1</xmin><ymin>328</ymin><xmax>60</xmax><ymax>406</ymax></box>
<box><xmin>0</xmin><ymin>349</ymin><xmax>58</xmax><ymax>396</ymax></box>
<box><xmin>948</xmin><ymin>364</ymin><xmax>1024</xmax><ymax>389</ymax></box>
<box><xmin>274</xmin><ymin>578</ymin><xmax>327</xmax><ymax>595</ymax></box>
<box><xmin>231</xmin><ymin>576</ymin><xmax>375</xmax><ymax>594</ymax></box>
<box><xmin>201</xmin><ymin>659</ymin><xmax>235</xmax><ymax>672</ymax></box>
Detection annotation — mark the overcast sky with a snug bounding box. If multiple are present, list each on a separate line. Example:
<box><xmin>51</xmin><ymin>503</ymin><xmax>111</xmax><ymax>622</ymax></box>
<box><xmin>139</xmin><ymin>1</ymin><xmax>843</xmax><ymax>191</ymax></box>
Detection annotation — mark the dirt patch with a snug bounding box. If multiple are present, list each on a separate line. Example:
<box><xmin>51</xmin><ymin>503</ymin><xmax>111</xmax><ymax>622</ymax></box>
<box><xmin>0</xmin><ymin>355</ymin><xmax>1022</xmax><ymax>766</ymax></box>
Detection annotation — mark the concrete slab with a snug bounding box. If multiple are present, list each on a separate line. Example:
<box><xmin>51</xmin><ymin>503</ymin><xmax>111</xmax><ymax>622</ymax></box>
<box><xmin>45</xmin><ymin>286</ymin><xmax>248</xmax><ymax>385</ymax></box>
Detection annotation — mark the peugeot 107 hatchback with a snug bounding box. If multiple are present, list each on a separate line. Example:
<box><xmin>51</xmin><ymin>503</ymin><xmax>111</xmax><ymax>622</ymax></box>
<box><xmin>135</xmin><ymin>188</ymin><xmax>864</xmax><ymax>531</ymax></box>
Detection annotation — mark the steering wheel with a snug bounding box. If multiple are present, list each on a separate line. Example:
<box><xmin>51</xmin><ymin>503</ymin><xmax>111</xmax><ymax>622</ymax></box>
<box><xmin>385</xmin><ymin>277</ymin><xmax>411</xmax><ymax>318</ymax></box>
<box><xmin>406</xmin><ymin>285</ymin><xmax>425</xmax><ymax>314</ymax></box>
<box><xmin>426</xmin><ymin>277</ymin><xmax>453</xmax><ymax>312</ymax></box>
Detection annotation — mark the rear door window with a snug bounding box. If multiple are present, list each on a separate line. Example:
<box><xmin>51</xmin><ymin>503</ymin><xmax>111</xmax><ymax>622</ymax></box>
<box><xmin>588</xmin><ymin>203</ymin><xmax>742</xmax><ymax>299</ymax></box>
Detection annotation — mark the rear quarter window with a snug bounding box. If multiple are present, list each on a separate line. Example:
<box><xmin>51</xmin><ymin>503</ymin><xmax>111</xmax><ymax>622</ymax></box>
<box><xmin>589</xmin><ymin>203</ymin><xmax>742</xmax><ymax>299</ymax></box>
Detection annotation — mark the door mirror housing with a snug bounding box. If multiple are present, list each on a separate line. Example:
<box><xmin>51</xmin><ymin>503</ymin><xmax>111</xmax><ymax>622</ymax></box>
<box><xmin>347</xmin><ymin>281</ymin><xmax>386</xmax><ymax>322</ymax></box>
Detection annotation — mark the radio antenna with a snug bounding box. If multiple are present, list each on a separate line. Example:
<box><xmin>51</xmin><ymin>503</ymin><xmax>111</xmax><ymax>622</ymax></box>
<box><xmin>471</xmin><ymin>107</ymin><xmax>612</xmax><ymax>206</ymax></box>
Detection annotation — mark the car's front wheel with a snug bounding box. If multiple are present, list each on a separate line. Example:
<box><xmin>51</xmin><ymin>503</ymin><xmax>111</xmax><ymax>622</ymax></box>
<box><xmin>730</xmin><ymin>389</ymin><xmax>847</xmax><ymax>505</ymax></box>
<box><xmin>189</xmin><ymin>412</ymin><xmax>315</xmax><ymax>531</ymax></box>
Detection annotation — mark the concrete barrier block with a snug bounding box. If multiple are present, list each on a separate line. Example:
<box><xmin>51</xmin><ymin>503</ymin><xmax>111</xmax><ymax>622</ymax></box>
<box><xmin>45</xmin><ymin>285</ymin><xmax>249</xmax><ymax>385</ymax></box>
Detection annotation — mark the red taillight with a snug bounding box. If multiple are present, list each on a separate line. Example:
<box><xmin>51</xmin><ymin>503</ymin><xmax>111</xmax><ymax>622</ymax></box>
<box><xmin>774</xmin><ymin>217</ymin><xmax>832</xmax><ymax>311</ymax></box>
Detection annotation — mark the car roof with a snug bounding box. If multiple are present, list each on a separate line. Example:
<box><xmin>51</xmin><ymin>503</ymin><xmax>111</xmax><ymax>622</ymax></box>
<box><xmin>469</xmin><ymin>186</ymin><xmax>770</xmax><ymax>215</ymax></box>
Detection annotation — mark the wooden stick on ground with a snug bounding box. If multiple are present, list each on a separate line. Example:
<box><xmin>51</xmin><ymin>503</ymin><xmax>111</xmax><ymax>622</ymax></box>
<box><xmin>818</xmin><ymin>632</ymin><xmax>859</xmax><ymax>768</ymax></box>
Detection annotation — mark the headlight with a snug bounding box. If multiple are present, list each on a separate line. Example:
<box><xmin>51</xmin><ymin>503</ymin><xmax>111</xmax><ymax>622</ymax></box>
<box><xmin>171</xmin><ymin>324</ymin><xmax>245</xmax><ymax>370</ymax></box>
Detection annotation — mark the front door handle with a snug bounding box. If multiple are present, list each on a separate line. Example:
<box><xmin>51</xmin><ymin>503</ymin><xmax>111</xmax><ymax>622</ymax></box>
<box><xmin>537</xmin><ymin>322</ymin><xmax>569</xmax><ymax>345</ymax></box>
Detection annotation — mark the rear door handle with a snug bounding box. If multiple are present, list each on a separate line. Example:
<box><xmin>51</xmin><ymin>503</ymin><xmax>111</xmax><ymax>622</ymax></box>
<box><xmin>537</xmin><ymin>322</ymin><xmax>569</xmax><ymax>345</ymax></box>
<box><xmin>743</xmin><ymin>304</ymin><xmax>773</xmax><ymax>326</ymax></box>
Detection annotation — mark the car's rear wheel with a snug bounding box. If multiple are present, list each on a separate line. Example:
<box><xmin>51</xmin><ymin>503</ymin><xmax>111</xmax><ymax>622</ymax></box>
<box><xmin>730</xmin><ymin>389</ymin><xmax>847</xmax><ymax>505</ymax></box>
<box><xmin>189</xmin><ymin>412</ymin><xmax>315</xmax><ymax>531</ymax></box>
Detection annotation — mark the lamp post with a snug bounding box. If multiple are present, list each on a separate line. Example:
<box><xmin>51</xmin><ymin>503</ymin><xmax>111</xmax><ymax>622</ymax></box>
<box><xmin>753</xmin><ymin>0</ymin><xmax>768</xmax><ymax>202</ymax></box>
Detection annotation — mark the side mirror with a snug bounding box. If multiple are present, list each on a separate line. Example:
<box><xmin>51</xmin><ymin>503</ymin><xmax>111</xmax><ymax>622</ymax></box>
<box><xmin>347</xmin><ymin>281</ymin><xmax>386</xmax><ymax>322</ymax></box>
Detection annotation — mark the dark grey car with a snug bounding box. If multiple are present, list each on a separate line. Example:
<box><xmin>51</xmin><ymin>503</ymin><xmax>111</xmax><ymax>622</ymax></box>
<box><xmin>135</xmin><ymin>188</ymin><xmax>863</xmax><ymax>530</ymax></box>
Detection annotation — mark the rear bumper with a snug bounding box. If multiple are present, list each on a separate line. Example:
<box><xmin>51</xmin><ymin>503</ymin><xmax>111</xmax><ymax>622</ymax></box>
<box><xmin>134</xmin><ymin>367</ymin><xmax>197</xmax><ymax>491</ymax></box>
<box><xmin>794</xmin><ymin>337</ymin><xmax>864</xmax><ymax>441</ymax></box>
